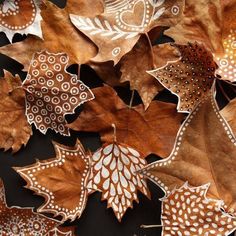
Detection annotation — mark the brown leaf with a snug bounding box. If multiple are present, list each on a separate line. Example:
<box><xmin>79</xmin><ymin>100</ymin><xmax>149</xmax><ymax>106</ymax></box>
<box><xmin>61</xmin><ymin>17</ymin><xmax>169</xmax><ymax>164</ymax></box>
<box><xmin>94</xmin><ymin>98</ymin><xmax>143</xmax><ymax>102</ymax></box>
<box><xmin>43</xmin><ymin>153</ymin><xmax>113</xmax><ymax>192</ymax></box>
<box><xmin>0</xmin><ymin>1</ymin><xmax>97</xmax><ymax>70</ymax></box>
<box><xmin>15</xmin><ymin>140</ymin><xmax>91</xmax><ymax>221</ymax></box>
<box><xmin>0</xmin><ymin>0</ymin><xmax>42</xmax><ymax>41</ymax></box>
<box><xmin>22</xmin><ymin>51</ymin><xmax>94</xmax><ymax>135</ymax></box>
<box><xmin>220</xmin><ymin>98</ymin><xmax>236</xmax><ymax>134</ymax></box>
<box><xmin>0</xmin><ymin>71</ymin><xmax>32</xmax><ymax>153</ymax></box>
<box><xmin>140</xmin><ymin>91</ymin><xmax>236</xmax><ymax>213</ymax></box>
<box><xmin>0</xmin><ymin>179</ymin><xmax>65</xmax><ymax>235</ymax></box>
<box><xmin>148</xmin><ymin>42</ymin><xmax>217</xmax><ymax>112</ymax></box>
<box><xmin>67</xmin><ymin>85</ymin><xmax>184</xmax><ymax>158</ymax></box>
<box><xmin>120</xmin><ymin>36</ymin><xmax>180</xmax><ymax>109</ymax></box>
<box><xmin>70</xmin><ymin>0</ymin><xmax>184</xmax><ymax>64</ymax></box>
<box><xmin>161</xmin><ymin>183</ymin><xmax>236</xmax><ymax>235</ymax></box>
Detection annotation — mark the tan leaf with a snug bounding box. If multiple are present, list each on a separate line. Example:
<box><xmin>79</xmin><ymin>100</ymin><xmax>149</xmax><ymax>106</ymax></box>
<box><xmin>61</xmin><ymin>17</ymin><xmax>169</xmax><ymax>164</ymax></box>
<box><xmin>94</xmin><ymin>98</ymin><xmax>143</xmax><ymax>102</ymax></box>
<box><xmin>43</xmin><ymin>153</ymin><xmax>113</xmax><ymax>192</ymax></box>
<box><xmin>140</xmin><ymin>91</ymin><xmax>236</xmax><ymax>213</ymax></box>
<box><xmin>67</xmin><ymin>85</ymin><xmax>184</xmax><ymax>158</ymax></box>
<box><xmin>161</xmin><ymin>183</ymin><xmax>236</xmax><ymax>235</ymax></box>
<box><xmin>87</xmin><ymin>142</ymin><xmax>150</xmax><ymax>221</ymax></box>
<box><xmin>0</xmin><ymin>0</ymin><xmax>42</xmax><ymax>41</ymax></box>
<box><xmin>22</xmin><ymin>51</ymin><xmax>94</xmax><ymax>135</ymax></box>
<box><xmin>0</xmin><ymin>179</ymin><xmax>65</xmax><ymax>235</ymax></box>
<box><xmin>15</xmin><ymin>140</ymin><xmax>91</xmax><ymax>221</ymax></box>
<box><xmin>70</xmin><ymin>0</ymin><xmax>184</xmax><ymax>64</ymax></box>
<box><xmin>0</xmin><ymin>71</ymin><xmax>32</xmax><ymax>153</ymax></box>
<box><xmin>148</xmin><ymin>42</ymin><xmax>217</xmax><ymax>112</ymax></box>
<box><xmin>220</xmin><ymin>98</ymin><xmax>236</xmax><ymax>134</ymax></box>
<box><xmin>0</xmin><ymin>1</ymin><xmax>97</xmax><ymax>70</ymax></box>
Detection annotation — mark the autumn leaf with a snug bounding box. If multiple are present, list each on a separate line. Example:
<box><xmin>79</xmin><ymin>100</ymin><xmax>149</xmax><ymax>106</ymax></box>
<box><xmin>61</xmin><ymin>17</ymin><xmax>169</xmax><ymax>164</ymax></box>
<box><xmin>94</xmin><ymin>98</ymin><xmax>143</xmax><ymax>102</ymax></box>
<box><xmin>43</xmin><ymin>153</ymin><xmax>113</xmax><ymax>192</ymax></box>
<box><xmin>68</xmin><ymin>85</ymin><xmax>184</xmax><ymax>158</ymax></box>
<box><xmin>15</xmin><ymin>140</ymin><xmax>91</xmax><ymax>221</ymax></box>
<box><xmin>0</xmin><ymin>71</ymin><xmax>32</xmax><ymax>153</ymax></box>
<box><xmin>160</xmin><ymin>183</ymin><xmax>236</xmax><ymax>235</ymax></box>
<box><xmin>140</xmin><ymin>91</ymin><xmax>236</xmax><ymax>213</ymax></box>
<box><xmin>220</xmin><ymin>98</ymin><xmax>236</xmax><ymax>134</ymax></box>
<box><xmin>22</xmin><ymin>50</ymin><xmax>94</xmax><ymax>135</ymax></box>
<box><xmin>0</xmin><ymin>0</ymin><xmax>97</xmax><ymax>70</ymax></box>
<box><xmin>0</xmin><ymin>179</ymin><xmax>73</xmax><ymax>235</ymax></box>
<box><xmin>0</xmin><ymin>0</ymin><xmax>42</xmax><ymax>41</ymax></box>
<box><xmin>70</xmin><ymin>0</ymin><xmax>184</xmax><ymax>64</ymax></box>
<box><xmin>87</xmin><ymin>142</ymin><xmax>150</xmax><ymax>221</ymax></box>
<box><xmin>148</xmin><ymin>42</ymin><xmax>218</xmax><ymax>112</ymax></box>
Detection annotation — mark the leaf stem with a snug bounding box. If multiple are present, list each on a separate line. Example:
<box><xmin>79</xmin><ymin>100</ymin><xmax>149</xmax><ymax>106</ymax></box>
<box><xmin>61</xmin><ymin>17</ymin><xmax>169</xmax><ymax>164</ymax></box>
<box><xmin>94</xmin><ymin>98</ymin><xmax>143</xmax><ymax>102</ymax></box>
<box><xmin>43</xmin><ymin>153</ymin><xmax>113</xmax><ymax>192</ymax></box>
<box><xmin>145</xmin><ymin>33</ymin><xmax>155</xmax><ymax>68</ymax></box>
<box><xmin>129</xmin><ymin>90</ymin><xmax>135</xmax><ymax>108</ymax></box>
<box><xmin>141</xmin><ymin>224</ymin><xmax>163</xmax><ymax>228</ymax></box>
<box><xmin>111</xmin><ymin>123</ymin><xmax>117</xmax><ymax>142</ymax></box>
<box><xmin>217</xmin><ymin>79</ymin><xmax>231</xmax><ymax>102</ymax></box>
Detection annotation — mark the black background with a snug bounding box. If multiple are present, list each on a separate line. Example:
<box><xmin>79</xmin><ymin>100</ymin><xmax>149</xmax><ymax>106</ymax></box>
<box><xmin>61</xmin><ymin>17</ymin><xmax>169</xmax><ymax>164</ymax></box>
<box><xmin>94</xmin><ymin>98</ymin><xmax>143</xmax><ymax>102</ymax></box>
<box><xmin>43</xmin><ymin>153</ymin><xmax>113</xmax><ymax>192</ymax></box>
<box><xmin>0</xmin><ymin>1</ymin><xmax>235</xmax><ymax>236</ymax></box>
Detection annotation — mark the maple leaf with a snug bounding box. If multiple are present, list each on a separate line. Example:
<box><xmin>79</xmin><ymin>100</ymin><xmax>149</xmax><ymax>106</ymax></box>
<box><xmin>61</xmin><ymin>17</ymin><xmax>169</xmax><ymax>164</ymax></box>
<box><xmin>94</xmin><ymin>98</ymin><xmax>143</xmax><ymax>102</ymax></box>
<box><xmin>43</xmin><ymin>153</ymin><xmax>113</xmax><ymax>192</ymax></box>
<box><xmin>67</xmin><ymin>85</ymin><xmax>184</xmax><ymax>158</ymax></box>
<box><xmin>0</xmin><ymin>179</ymin><xmax>74</xmax><ymax>235</ymax></box>
<box><xmin>148</xmin><ymin>42</ymin><xmax>218</xmax><ymax>112</ymax></box>
<box><xmin>22</xmin><ymin>51</ymin><xmax>94</xmax><ymax>135</ymax></box>
<box><xmin>0</xmin><ymin>71</ymin><xmax>32</xmax><ymax>153</ymax></box>
<box><xmin>0</xmin><ymin>0</ymin><xmax>97</xmax><ymax>70</ymax></box>
<box><xmin>87</xmin><ymin>142</ymin><xmax>150</xmax><ymax>221</ymax></box>
<box><xmin>221</xmin><ymin>98</ymin><xmax>236</xmax><ymax>135</ymax></box>
<box><xmin>0</xmin><ymin>0</ymin><xmax>42</xmax><ymax>41</ymax></box>
<box><xmin>161</xmin><ymin>183</ymin><xmax>236</xmax><ymax>236</ymax></box>
<box><xmin>120</xmin><ymin>36</ymin><xmax>180</xmax><ymax>109</ymax></box>
<box><xmin>15</xmin><ymin>140</ymin><xmax>91</xmax><ymax>221</ymax></box>
<box><xmin>140</xmin><ymin>91</ymin><xmax>236</xmax><ymax>213</ymax></box>
<box><xmin>70</xmin><ymin>0</ymin><xmax>184</xmax><ymax>64</ymax></box>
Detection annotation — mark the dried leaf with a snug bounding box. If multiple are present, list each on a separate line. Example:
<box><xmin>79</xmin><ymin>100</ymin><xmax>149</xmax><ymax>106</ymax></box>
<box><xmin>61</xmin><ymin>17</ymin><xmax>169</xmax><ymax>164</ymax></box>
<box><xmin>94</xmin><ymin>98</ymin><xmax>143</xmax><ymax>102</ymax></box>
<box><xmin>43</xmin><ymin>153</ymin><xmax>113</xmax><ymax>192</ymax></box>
<box><xmin>161</xmin><ymin>183</ymin><xmax>236</xmax><ymax>235</ymax></box>
<box><xmin>0</xmin><ymin>179</ymin><xmax>68</xmax><ymax>235</ymax></box>
<box><xmin>0</xmin><ymin>0</ymin><xmax>42</xmax><ymax>41</ymax></box>
<box><xmin>68</xmin><ymin>85</ymin><xmax>184</xmax><ymax>158</ymax></box>
<box><xmin>0</xmin><ymin>1</ymin><xmax>97</xmax><ymax>70</ymax></box>
<box><xmin>70</xmin><ymin>0</ymin><xmax>184</xmax><ymax>64</ymax></box>
<box><xmin>220</xmin><ymin>98</ymin><xmax>236</xmax><ymax>134</ymax></box>
<box><xmin>148</xmin><ymin>43</ymin><xmax>217</xmax><ymax>112</ymax></box>
<box><xmin>23</xmin><ymin>51</ymin><xmax>94</xmax><ymax>135</ymax></box>
<box><xmin>87</xmin><ymin>142</ymin><xmax>150</xmax><ymax>221</ymax></box>
<box><xmin>0</xmin><ymin>71</ymin><xmax>32</xmax><ymax>153</ymax></box>
<box><xmin>15</xmin><ymin>140</ymin><xmax>91</xmax><ymax>221</ymax></box>
<box><xmin>140</xmin><ymin>91</ymin><xmax>236</xmax><ymax>213</ymax></box>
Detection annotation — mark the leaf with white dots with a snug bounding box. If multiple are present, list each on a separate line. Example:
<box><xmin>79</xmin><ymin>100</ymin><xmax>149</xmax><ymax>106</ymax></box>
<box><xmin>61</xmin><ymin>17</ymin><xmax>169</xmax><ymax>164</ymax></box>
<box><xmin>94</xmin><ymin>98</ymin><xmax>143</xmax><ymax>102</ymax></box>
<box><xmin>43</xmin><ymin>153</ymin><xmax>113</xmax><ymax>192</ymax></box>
<box><xmin>87</xmin><ymin>142</ymin><xmax>150</xmax><ymax>221</ymax></box>
<box><xmin>148</xmin><ymin>42</ymin><xmax>218</xmax><ymax>113</ymax></box>
<box><xmin>15</xmin><ymin>140</ymin><xmax>91</xmax><ymax>221</ymax></box>
<box><xmin>22</xmin><ymin>50</ymin><xmax>94</xmax><ymax>136</ymax></box>
<box><xmin>161</xmin><ymin>183</ymin><xmax>236</xmax><ymax>236</ymax></box>
<box><xmin>0</xmin><ymin>0</ymin><xmax>42</xmax><ymax>41</ymax></box>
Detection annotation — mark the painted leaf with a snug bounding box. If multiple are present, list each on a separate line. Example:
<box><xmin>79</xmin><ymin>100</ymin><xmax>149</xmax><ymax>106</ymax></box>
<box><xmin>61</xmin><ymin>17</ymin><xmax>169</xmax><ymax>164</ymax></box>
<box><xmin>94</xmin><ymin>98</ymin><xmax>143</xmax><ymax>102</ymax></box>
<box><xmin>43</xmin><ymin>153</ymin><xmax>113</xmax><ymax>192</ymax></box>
<box><xmin>161</xmin><ymin>183</ymin><xmax>236</xmax><ymax>236</ymax></box>
<box><xmin>148</xmin><ymin>42</ymin><xmax>217</xmax><ymax>112</ymax></box>
<box><xmin>0</xmin><ymin>71</ymin><xmax>32</xmax><ymax>152</ymax></box>
<box><xmin>0</xmin><ymin>1</ymin><xmax>96</xmax><ymax>70</ymax></box>
<box><xmin>22</xmin><ymin>51</ymin><xmax>94</xmax><ymax>135</ymax></box>
<box><xmin>140</xmin><ymin>91</ymin><xmax>236</xmax><ymax>213</ymax></box>
<box><xmin>0</xmin><ymin>179</ymin><xmax>66</xmax><ymax>235</ymax></box>
<box><xmin>87</xmin><ymin>142</ymin><xmax>150</xmax><ymax>221</ymax></box>
<box><xmin>221</xmin><ymin>98</ymin><xmax>236</xmax><ymax>135</ymax></box>
<box><xmin>0</xmin><ymin>0</ymin><xmax>42</xmax><ymax>41</ymax></box>
<box><xmin>15</xmin><ymin>140</ymin><xmax>91</xmax><ymax>221</ymax></box>
<box><xmin>67</xmin><ymin>85</ymin><xmax>184</xmax><ymax>158</ymax></box>
<box><xmin>70</xmin><ymin>0</ymin><xmax>184</xmax><ymax>64</ymax></box>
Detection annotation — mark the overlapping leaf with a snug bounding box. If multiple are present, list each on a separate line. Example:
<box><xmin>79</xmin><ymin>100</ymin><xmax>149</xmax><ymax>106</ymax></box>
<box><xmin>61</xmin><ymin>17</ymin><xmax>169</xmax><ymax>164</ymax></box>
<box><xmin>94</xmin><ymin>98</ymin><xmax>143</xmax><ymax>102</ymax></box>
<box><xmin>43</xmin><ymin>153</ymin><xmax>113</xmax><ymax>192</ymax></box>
<box><xmin>68</xmin><ymin>85</ymin><xmax>184</xmax><ymax>158</ymax></box>
<box><xmin>16</xmin><ymin>140</ymin><xmax>91</xmax><ymax>221</ymax></box>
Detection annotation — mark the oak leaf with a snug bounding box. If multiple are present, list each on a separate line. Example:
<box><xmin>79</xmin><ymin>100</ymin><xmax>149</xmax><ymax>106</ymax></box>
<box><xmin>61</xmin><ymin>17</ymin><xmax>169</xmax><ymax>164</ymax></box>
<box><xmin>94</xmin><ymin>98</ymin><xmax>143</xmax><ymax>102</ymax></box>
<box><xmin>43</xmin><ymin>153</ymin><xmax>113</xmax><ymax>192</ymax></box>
<box><xmin>87</xmin><ymin>142</ymin><xmax>150</xmax><ymax>221</ymax></box>
<box><xmin>15</xmin><ymin>140</ymin><xmax>91</xmax><ymax>221</ymax></box>
<box><xmin>0</xmin><ymin>0</ymin><xmax>42</xmax><ymax>41</ymax></box>
<box><xmin>148</xmin><ymin>42</ymin><xmax>217</xmax><ymax>112</ymax></box>
<box><xmin>22</xmin><ymin>51</ymin><xmax>94</xmax><ymax>135</ymax></box>
<box><xmin>67</xmin><ymin>85</ymin><xmax>184</xmax><ymax>158</ymax></box>
<box><xmin>70</xmin><ymin>0</ymin><xmax>184</xmax><ymax>64</ymax></box>
<box><xmin>0</xmin><ymin>71</ymin><xmax>32</xmax><ymax>153</ymax></box>
<box><xmin>140</xmin><ymin>91</ymin><xmax>236</xmax><ymax>213</ymax></box>
<box><xmin>161</xmin><ymin>183</ymin><xmax>236</xmax><ymax>236</ymax></box>
<box><xmin>0</xmin><ymin>0</ymin><xmax>97</xmax><ymax>70</ymax></box>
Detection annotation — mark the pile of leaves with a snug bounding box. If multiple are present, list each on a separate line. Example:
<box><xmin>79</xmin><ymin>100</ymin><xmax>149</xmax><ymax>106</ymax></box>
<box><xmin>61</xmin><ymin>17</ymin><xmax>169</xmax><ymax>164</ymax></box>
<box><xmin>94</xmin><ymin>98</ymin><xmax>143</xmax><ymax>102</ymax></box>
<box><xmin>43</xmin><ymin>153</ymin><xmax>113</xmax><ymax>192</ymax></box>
<box><xmin>0</xmin><ymin>0</ymin><xmax>235</xmax><ymax>235</ymax></box>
